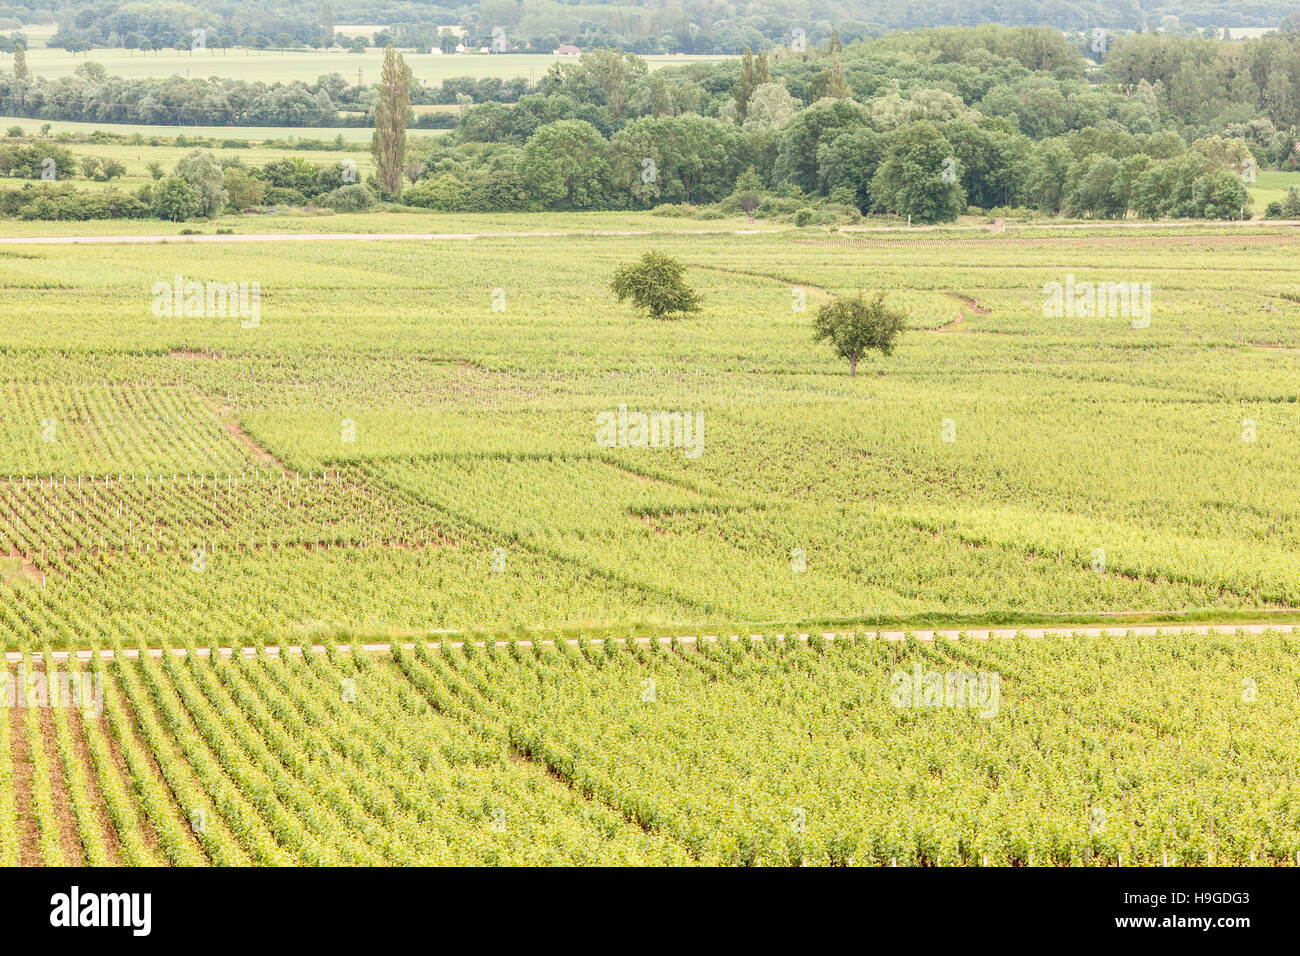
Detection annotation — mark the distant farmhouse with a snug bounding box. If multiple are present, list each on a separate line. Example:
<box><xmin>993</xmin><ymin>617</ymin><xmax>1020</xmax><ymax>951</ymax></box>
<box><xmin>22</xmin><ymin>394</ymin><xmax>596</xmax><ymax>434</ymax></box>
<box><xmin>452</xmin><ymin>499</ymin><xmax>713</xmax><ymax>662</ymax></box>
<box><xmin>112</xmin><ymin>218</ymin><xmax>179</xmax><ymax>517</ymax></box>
<box><xmin>554</xmin><ymin>44</ymin><xmax>581</xmax><ymax>55</ymax></box>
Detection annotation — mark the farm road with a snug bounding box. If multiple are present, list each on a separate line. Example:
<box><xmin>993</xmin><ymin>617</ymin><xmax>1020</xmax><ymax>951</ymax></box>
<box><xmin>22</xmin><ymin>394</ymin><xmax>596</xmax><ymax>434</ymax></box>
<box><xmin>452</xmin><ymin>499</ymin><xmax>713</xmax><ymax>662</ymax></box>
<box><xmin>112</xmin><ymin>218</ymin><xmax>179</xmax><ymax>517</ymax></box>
<box><xmin>11</xmin><ymin>621</ymin><xmax>1299</xmax><ymax>662</ymax></box>
<box><xmin>0</xmin><ymin>219</ymin><xmax>1296</xmax><ymax>246</ymax></box>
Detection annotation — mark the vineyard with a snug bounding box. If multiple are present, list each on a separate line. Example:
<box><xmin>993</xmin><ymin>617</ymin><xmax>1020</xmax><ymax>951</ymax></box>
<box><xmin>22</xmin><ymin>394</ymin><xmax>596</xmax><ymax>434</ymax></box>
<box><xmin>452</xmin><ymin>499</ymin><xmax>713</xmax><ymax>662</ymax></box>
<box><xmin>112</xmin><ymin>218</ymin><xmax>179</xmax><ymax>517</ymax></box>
<box><xmin>1</xmin><ymin>219</ymin><xmax>1298</xmax><ymax>864</ymax></box>
<box><xmin>3</xmin><ymin>629</ymin><xmax>1298</xmax><ymax>866</ymax></box>
<box><xmin>0</xmin><ymin>227</ymin><xmax>1298</xmax><ymax>642</ymax></box>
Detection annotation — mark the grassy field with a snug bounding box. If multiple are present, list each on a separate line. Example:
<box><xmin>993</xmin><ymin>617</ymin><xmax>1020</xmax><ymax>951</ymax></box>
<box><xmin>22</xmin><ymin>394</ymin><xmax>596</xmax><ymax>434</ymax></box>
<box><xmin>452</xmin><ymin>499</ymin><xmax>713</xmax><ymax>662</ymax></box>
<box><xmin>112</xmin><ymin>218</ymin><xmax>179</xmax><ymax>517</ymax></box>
<box><xmin>0</xmin><ymin>47</ymin><xmax>733</xmax><ymax>83</ymax></box>
<box><xmin>0</xmin><ymin>117</ymin><xmax>400</xmax><ymax>143</ymax></box>
<box><xmin>1249</xmin><ymin>169</ymin><xmax>1300</xmax><ymax>213</ymax></box>
<box><xmin>7</xmin><ymin>139</ymin><xmax>379</xmax><ymax>191</ymax></box>
<box><xmin>0</xmin><ymin>218</ymin><xmax>1297</xmax><ymax>867</ymax></box>
<box><xmin>11</xmin><ymin>23</ymin><xmax>56</xmax><ymax>49</ymax></box>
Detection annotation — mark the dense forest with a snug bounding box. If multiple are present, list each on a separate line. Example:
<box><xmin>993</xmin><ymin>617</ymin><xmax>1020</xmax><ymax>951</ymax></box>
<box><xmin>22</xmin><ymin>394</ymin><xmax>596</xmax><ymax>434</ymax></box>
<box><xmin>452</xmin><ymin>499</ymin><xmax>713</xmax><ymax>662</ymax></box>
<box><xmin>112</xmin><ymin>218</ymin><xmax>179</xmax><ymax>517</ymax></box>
<box><xmin>5</xmin><ymin>1</ymin><xmax>1300</xmax><ymax>55</ymax></box>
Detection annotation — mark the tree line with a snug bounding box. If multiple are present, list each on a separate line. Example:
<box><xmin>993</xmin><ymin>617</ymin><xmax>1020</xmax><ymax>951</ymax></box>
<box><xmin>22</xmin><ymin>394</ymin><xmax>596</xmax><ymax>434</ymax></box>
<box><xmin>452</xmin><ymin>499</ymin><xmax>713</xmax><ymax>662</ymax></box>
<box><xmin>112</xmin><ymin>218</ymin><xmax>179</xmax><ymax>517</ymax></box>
<box><xmin>394</xmin><ymin>29</ymin><xmax>1281</xmax><ymax>221</ymax></box>
<box><xmin>30</xmin><ymin>0</ymin><xmax>1300</xmax><ymax>57</ymax></box>
<box><xmin>9</xmin><ymin>25</ymin><xmax>1299</xmax><ymax>223</ymax></box>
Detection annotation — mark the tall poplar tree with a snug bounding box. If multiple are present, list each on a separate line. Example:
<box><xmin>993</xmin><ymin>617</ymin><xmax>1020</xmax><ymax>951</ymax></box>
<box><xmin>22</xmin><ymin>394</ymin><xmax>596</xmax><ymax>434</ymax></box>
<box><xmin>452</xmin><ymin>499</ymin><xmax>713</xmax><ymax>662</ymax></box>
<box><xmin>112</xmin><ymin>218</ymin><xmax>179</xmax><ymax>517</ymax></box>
<box><xmin>372</xmin><ymin>45</ymin><xmax>410</xmax><ymax>197</ymax></box>
<box><xmin>13</xmin><ymin>42</ymin><xmax>28</xmax><ymax>110</ymax></box>
<box><xmin>734</xmin><ymin>46</ymin><xmax>756</xmax><ymax>122</ymax></box>
<box><xmin>322</xmin><ymin>2</ymin><xmax>336</xmax><ymax>46</ymax></box>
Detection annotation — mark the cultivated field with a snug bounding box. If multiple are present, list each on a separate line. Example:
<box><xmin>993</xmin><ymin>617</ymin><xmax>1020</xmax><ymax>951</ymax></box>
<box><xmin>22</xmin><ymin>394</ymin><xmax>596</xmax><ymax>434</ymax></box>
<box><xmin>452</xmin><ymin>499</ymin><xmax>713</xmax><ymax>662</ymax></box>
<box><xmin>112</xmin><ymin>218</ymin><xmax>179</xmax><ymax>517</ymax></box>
<box><xmin>4</xmin><ymin>628</ymin><xmax>1298</xmax><ymax>866</ymax></box>
<box><xmin>1</xmin><ymin>223</ymin><xmax>1299</xmax><ymax>642</ymax></box>
<box><xmin>0</xmin><ymin>48</ymin><xmax>733</xmax><ymax>83</ymax></box>
<box><xmin>1</xmin><ymin>219</ymin><xmax>1298</xmax><ymax>865</ymax></box>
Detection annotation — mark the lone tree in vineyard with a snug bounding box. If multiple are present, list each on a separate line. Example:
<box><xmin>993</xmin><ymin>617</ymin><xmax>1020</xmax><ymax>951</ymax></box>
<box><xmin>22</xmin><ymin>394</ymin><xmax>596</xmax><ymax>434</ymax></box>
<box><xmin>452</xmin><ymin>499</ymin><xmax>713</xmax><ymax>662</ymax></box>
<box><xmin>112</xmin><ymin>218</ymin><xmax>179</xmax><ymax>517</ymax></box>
<box><xmin>611</xmin><ymin>250</ymin><xmax>702</xmax><ymax>319</ymax></box>
<box><xmin>813</xmin><ymin>291</ymin><xmax>906</xmax><ymax>376</ymax></box>
<box><xmin>372</xmin><ymin>45</ymin><xmax>410</xmax><ymax>198</ymax></box>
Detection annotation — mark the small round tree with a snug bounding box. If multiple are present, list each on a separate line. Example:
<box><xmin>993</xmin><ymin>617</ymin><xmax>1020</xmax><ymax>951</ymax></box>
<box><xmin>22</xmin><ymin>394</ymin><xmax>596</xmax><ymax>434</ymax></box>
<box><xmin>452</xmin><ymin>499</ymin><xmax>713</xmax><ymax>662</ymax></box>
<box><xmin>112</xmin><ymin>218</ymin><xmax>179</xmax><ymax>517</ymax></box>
<box><xmin>151</xmin><ymin>176</ymin><xmax>202</xmax><ymax>222</ymax></box>
<box><xmin>610</xmin><ymin>250</ymin><xmax>702</xmax><ymax>319</ymax></box>
<box><xmin>813</xmin><ymin>291</ymin><xmax>906</xmax><ymax>376</ymax></box>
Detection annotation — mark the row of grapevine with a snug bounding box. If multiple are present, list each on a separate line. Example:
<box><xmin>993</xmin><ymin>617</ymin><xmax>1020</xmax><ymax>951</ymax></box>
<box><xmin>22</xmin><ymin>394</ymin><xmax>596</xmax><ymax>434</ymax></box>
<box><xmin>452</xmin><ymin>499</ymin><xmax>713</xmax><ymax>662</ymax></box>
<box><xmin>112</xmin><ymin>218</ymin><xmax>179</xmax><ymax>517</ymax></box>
<box><xmin>0</xmin><ymin>662</ymin><xmax>18</xmax><ymax>865</ymax></box>
<box><xmin>386</xmin><ymin>630</ymin><xmax>1300</xmax><ymax>865</ymax></box>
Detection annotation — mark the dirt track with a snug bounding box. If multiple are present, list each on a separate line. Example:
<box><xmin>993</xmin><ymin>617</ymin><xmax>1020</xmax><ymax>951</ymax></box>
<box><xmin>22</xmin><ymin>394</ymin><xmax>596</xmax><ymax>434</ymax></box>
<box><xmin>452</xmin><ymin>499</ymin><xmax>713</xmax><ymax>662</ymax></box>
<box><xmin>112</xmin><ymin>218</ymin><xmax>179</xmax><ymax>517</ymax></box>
<box><xmin>0</xmin><ymin>219</ymin><xmax>1295</xmax><ymax>246</ymax></box>
<box><xmin>10</xmin><ymin>621</ymin><xmax>1298</xmax><ymax>662</ymax></box>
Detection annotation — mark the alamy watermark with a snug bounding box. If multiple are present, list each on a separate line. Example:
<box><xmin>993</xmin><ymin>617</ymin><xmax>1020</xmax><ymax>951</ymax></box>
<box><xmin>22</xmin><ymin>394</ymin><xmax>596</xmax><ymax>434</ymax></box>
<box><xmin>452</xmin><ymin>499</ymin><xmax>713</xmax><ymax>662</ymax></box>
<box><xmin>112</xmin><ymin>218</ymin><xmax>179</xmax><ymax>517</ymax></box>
<box><xmin>595</xmin><ymin>404</ymin><xmax>703</xmax><ymax>458</ymax></box>
<box><xmin>890</xmin><ymin>662</ymin><xmax>1000</xmax><ymax>718</ymax></box>
<box><xmin>152</xmin><ymin>274</ymin><xmax>261</xmax><ymax>328</ymax></box>
<box><xmin>50</xmin><ymin>886</ymin><xmax>151</xmax><ymax>937</ymax></box>
<box><xmin>1043</xmin><ymin>274</ymin><xmax>1151</xmax><ymax>328</ymax></box>
<box><xmin>1</xmin><ymin>664</ymin><xmax>103</xmax><ymax>717</ymax></box>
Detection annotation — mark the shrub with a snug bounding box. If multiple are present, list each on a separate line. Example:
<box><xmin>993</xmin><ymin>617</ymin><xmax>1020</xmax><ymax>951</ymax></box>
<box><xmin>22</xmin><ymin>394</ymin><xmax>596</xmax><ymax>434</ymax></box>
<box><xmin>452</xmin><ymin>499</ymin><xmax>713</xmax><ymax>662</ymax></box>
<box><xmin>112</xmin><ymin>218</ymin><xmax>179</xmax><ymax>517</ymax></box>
<box><xmin>0</xmin><ymin>143</ymin><xmax>76</xmax><ymax>179</ymax></box>
<box><xmin>264</xmin><ymin>187</ymin><xmax>307</xmax><ymax>206</ymax></box>
<box><xmin>403</xmin><ymin>174</ymin><xmax>471</xmax><ymax>211</ymax></box>
<box><xmin>1</xmin><ymin>185</ymin><xmax>151</xmax><ymax>220</ymax></box>
<box><xmin>794</xmin><ymin>207</ymin><xmax>814</xmax><ymax>226</ymax></box>
<box><xmin>319</xmin><ymin>183</ymin><xmax>373</xmax><ymax>212</ymax></box>
<box><xmin>223</xmin><ymin>167</ymin><xmax>266</xmax><ymax>210</ymax></box>
<box><xmin>649</xmin><ymin>202</ymin><xmax>697</xmax><ymax>218</ymax></box>
<box><xmin>828</xmin><ymin>186</ymin><xmax>857</xmax><ymax>207</ymax></box>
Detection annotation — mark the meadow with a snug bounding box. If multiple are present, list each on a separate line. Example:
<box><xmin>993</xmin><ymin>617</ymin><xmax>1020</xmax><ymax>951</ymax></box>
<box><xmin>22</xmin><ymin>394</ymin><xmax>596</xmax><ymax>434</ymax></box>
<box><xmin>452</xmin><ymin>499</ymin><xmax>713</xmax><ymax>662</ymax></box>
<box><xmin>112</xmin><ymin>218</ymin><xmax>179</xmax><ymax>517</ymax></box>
<box><xmin>1248</xmin><ymin>169</ymin><xmax>1300</xmax><ymax>213</ymax></box>
<box><xmin>0</xmin><ymin>117</ymin><xmax>387</xmax><ymax>143</ymax></box>
<box><xmin>1</xmin><ymin>218</ymin><xmax>1298</xmax><ymax>866</ymax></box>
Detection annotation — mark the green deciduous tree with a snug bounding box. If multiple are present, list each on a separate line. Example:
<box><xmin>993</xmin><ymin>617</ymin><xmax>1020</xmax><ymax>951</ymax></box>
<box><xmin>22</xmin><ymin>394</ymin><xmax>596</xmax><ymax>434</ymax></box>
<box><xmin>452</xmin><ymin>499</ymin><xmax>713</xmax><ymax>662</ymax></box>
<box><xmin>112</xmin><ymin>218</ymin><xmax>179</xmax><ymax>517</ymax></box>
<box><xmin>869</xmin><ymin>121</ymin><xmax>964</xmax><ymax>223</ymax></box>
<box><xmin>774</xmin><ymin>98</ymin><xmax>871</xmax><ymax>195</ymax></box>
<box><xmin>743</xmin><ymin>82</ymin><xmax>799</xmax><ymax>132</ymax></box>
<box><xmin>817</xmin><ymin>126</ymin><xmax>883</xmax><ymax>211</ymax></box>
<box><xmin>610</xmin><ymin>250</ymin><xmax>702</xmax><ymax>319</ymax></box>
<box><xmin>152</xmin><ymin>177</ymin><xmax>201</xmax><ymax>221</ymax></box>
<box><xmin>734</xmin><ymin>46</ymin><xmax>758</xmax><ymax>122</ymax></box>
<box><xmin>13</xmin><ymin>42</ymin><xmax>28</xmax><ymax>109</ymax></box>
<box><xmin>174</xmin><ymin>149</ymin><xmax>228</xmax><ymax>218</ymax></box>
<box><xmin>813</xmin><ymin>291</ymin><xmax>906</xmax><ymax>377</ymax></box>
<box><xmin>520</xmin><ymin>119</ymin><xmax>609</xmax><ymax>208</ymax></box>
